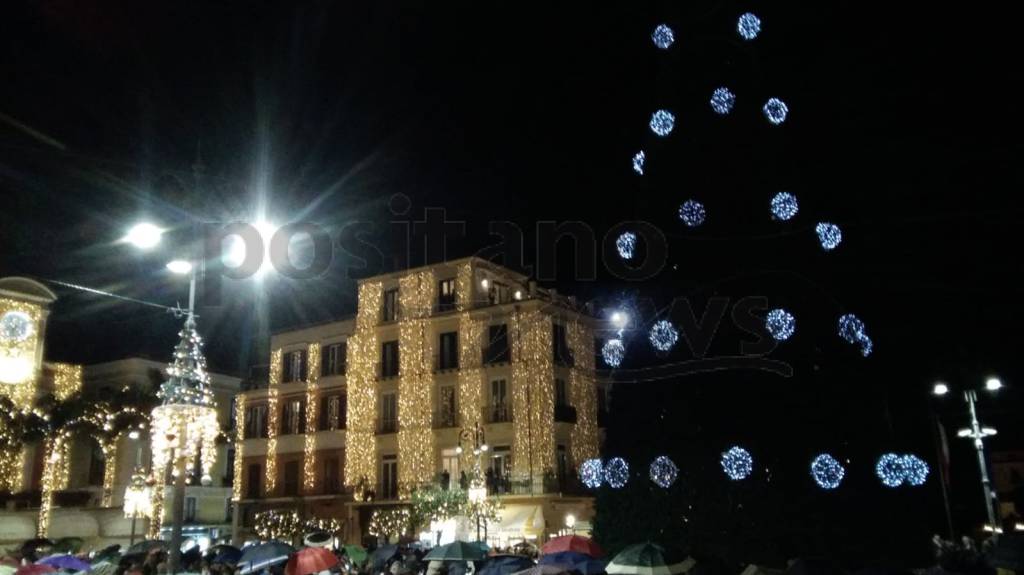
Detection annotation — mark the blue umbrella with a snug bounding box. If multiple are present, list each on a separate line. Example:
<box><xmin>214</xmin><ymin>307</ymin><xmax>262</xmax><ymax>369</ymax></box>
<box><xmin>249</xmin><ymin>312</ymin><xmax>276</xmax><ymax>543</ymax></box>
<box><xmin>212</xmin><ymin>547</ymin><xmax>243</xmax><ymax>565</ymax></box>
<box><xmin>572</xmin><ymin>560</ymin><xmax>609</xmax><ymax>575</ymax></box>
<box><xmin>238</xmin><ymin>541</ymin><xmax>296</xmax><ymax>575</ymax></box>
<box><xmin>479</xmin><ymin>556</ymin><xmax>536</xmax><ymax>575</ymax></box>
<box><xmin>38</xmin><ymin>555</ymin><xmax>92</xmax><ymax>572</ymax></box>
<box><xmin>541</xmin><ymin>553</ymin><xmax>590</xmax><ymax>567</ymax></box>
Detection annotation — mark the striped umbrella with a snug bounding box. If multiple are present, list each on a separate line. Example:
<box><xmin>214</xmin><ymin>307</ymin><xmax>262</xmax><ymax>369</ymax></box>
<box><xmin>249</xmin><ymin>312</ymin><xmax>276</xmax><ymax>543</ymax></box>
<box><xmin>606</xmin><ymin>543</ymin><xmax>695</xmax><ymax>575</ymax></box>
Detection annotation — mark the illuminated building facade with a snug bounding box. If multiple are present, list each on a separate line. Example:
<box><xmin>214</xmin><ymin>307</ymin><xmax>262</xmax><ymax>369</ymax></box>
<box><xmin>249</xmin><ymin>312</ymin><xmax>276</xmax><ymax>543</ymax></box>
<box><xmin>234</xmin><ymin>258</ymin><xmax>608</xmax><ymax>544</ymax></box>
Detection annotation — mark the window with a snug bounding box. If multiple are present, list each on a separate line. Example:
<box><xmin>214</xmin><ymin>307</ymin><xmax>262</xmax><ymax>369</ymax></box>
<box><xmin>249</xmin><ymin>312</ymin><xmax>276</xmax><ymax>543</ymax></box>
<box><xmin>380</xmin><ymin>455</ymin><xmax>399</xmax><ymax>500</ymax></box>
<box><xmin>283</xmin><ymin>460</ymin><xmax>300</xmax><ymax>496</ymax></box>
<box><xmin>225</xmin><ymin>448</ymin><xmax>235</xmax><ymax>487</ymax></box>
<box><xmin>488</xmin><ymin>282</ymin><xmax>510</xmax><ymax>305</ymax></box>
<box><xmin>484</xmin><ymin>324</ymin><xmax>510</xmax><ymax>364</ymax></box>
<box><xmin>185</xmin><ymin>497</ymin><xmax>197</xmax><ymax>523</ymax></box>
<box><xmin>555</xmin><ymin>378</ymin><xmax>568</xmax><ymax>407</ymax></box>
<box><xmin>441</xmin><ymin>448</ymin><xmax>460</xmax><ymax>487</ymax></box>
<box><xmin>282</xmin><ymin>350</ymin><xmax>308</xmax><ymax>383</ymax></box>
<box><xmin>489</xmin><ymin>446</ymin><xmax>512</xmax><ymax>494</ymax></box>
<box><xmin>323</xmin><ymin>457</ymin><xmax>340</xmax><ymax>493</ymax></box>
<box><xmin>381</xmin><ymin>340</ymin><xmax>399</xmax><ymax>378</ymax></box>
<box><xmin>557</xmin><ymin>445</ymin><xmax>568</xmax><ymax>489</ymax></box>
<box><xmin>438</xmin><ymin>331</ymin><xmax>459</xmax><ymax>370</ymax></box>
<box><xmin>281</xmin><ymin>399</ymin><xmax>306</xmax><ymax>435</ymax></box>
<box><xmin>383</xmin><ymin>288</ymin><xmax>399</xmax><ymax>322</ymax></box>
<box><xmin>244</xmin><ymin>405</ymin><xmax>269</xmax><ymax>439</ymax></box>
<box><xmin>87</xmin><ymin>442</ymin><xmax>105</xmax><ymax>486</ymax></box>
<box><xmin>380</xmin><ymin>393</ymin><xmax>397</xmax><ymax>433</ymax></box>
<box><xmin>437</xmin><ymin>386</ymin><xmax>456</xmax><ymax>428</ymax></box>
<box><xmin>322</xmin><ymin>342</ymin><xmax>347</xmax><ymax>376</ymax></box>
<box><xmin>489</xmin><ymin>379</ymin><xmax>509</xmax><ymax>422</ymax></box>
<box><xmin>438</xmin><ymin>278</ymin><xmax>456</xmax><ymax>311</ymax></box>
<box><xmin>246</xmin><ymin>464</ymin><xmax>262</xmax><ymax>499</ymax></box>
<box><xmin>552</xmin><ymin>324</ymin><xmax>573</xmax><ymax>366</ymax></box>
<box><xmin>320</xmin><ymin>393</ymin><xmax>347</xmax><ymax>431</ymax></box>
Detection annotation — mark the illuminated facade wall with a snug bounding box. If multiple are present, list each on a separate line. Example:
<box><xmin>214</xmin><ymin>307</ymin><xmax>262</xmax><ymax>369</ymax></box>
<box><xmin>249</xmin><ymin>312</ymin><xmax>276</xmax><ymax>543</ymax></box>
<box><xmin>510</xmin><ymin>310</ymin><xmax>555</xmax><ymax>482</ymax></box>
<box><xmin>397</xmin><ymin>271</ymin><xmax>436</xmax><ymax>496</ymax></box>
<box><xmin>457</xmin><ymin>312</ymin><xmax>485</xmax><ymax>471</ymax></box>
<box><xmin>264</xmin><ymin>349</ymin><xmax>282</xmax><ymax>495</ymax></box>
<box><xmin>568</xmin><ymin>321</ymin><xmax>599</xmax><ymax>466</ymax></box>
<box><xmin>303</xmin><ymin>342</ymin><xmax>321</xmax><ymax>493</ymax></box>
<box><xmin>232</xmin><ymin>393</ymin><xmax>246</xmax><ymax>502</ymax></box>
<box><xmin>344</xmin><ymin>282</ymin><xmax>382</xmax><ymax>498</ymax></box>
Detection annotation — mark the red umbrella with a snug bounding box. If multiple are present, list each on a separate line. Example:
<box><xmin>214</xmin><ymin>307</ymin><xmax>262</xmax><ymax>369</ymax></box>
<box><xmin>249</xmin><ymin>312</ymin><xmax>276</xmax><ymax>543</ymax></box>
<box><xmin>16</xmin><ymin>565</ymin><xmax>56</xmax><ymax>575</ymax></box>
<box><xmin>541</xmin><ymin>536</ymin><xmax>603</xmax><ymax>558</ymax></box>
<box><xmin>284</xmin><ymin>548</ymin><xmax>338</xmax><ymax>575</ymax></box>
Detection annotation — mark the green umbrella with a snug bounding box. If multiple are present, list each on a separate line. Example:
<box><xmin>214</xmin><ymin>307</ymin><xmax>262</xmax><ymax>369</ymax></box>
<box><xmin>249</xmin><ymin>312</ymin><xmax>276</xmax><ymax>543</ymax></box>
<box><xmin>424</xmin><ymin>542</ymin><xmax>487</xmax><ymax>562</ymax></box>
<box><xmin>342</xmin><ymin>545</ymin><xmax>368</xmax><ymax>565</ymax></box>
<box><xmin>606</xmin><ymin>543</ymin><xmax>695</xmax><ymax>575</ymax></box>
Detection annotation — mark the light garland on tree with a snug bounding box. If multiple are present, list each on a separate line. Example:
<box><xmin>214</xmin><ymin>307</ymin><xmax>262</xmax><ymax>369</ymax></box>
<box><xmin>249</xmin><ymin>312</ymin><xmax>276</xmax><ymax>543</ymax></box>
<box><xmin>368</xmin><ymin>507</ymin><xmax>412</xmax><ymax>542</ymax></box>
<box><xmin>568</xmin><ymin>321</ymin><xmax>599</xmax><ymax>467</ymax></box>
<box><xmin>721</xmin><ymin>446</ymin><xmax>753</xmax><ymax>481</ymax></box>
<box><xmin>398</xmin><ymin>270</ymin><xmax>436</xmax><ymax>497</ymax></box>
<box><xmin>344</xmin><ymin>282</ymin><xmax>382</xmax><ymax>498</ymax></box>
<box><xmin>52</xmin><ymin>363</ymin><xmax>83</xmax><ymax>401</ymax></box>
<box><xmin>580</xmin><ymin>458</ymin><xmax>604</xmax><ymax>489</ymax></box>
<box><xmin>37</xmin><ymin>434</ymin><xmax>67</xmax><ymax>537</ymax></box>
<box><xmin>649</xmin><ymin>455</ymin><xmax>679</xmax><ymax>488</ymax></box>
<box><xmin>810</xmin><ymin>453</ymin><xmax>845</xmax><ymax>489</ymax></box>
<box><xmin>604</xmin><ymin>457</ymin><xmax>629</xmax><ymax>489</ymax></box>
<box><xmin>304</xmin><ymin>342</ymin><xmax>321</xmax><ymax>494</ymax></box>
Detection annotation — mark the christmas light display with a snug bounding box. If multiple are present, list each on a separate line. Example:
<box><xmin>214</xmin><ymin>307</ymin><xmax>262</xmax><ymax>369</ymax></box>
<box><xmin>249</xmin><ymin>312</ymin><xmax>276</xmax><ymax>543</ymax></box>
<box><xmin>458</xmin><ymin>310</ymin><xmax>486</xmax><ymax>470</ymax></box>
<box><xmin>52</xmin><ymin>362</ymin><xmax>83</xmax><ymax>401</ymax></box>
<box><xmin>770</xmin><ymin>192</ymin><xmax>799</xmax><ymax>221</ymax></box>
<box><xmin>810</xmin><ymin>453</ymin><xmax>845</xmax><ymax>489</ymax></box>
<box><xmin>710</xmin><ymin>87</ymin><xmax>736</xmax><ymax>115</ymax></box>
<box><xmin>616</xmin><ymin>232</ymin><xmax>637</xmax><ymax>260</ymax></box>
<box><xmin>0</xmin><ymin>298</ymin><xmax>42</xmax><ymax>394</ymax></box>
<box><xmin>650</xmin><ymin>110</ymin><xmax>676</xmax><ymax>137</ymax></box>
<box><xmin>737</xmin><ymin>13</ymin><xmax>762</xmax><ymax>40</ymax></box>
<box><xmin>765</xmin><ymin>308</ymin><xmax>796</xmax><ymax>341</ymax></box>
<box><xmin>838</xmin><ymin>313</ymin><xmax>873</xmax><ymax>357</ymax></box>
<box><xmin>232</xmin><ymin>393</ymin><xmax>246</xmax><ymax>502</ymax></box>
<box><xmin>651</xmin><ymin>24</ymin><xmax>675</xmax><ymax>49</ymax></box>
<box><xmin>649</xmin><ymin>320</ymin><xmax>679</xmax><ymax>351</ymax></box>
<box><xmin>265</xmin><ymin>351</ymin><xmax>280</xmax><ymax>495</ymax></box>
<box><xmin>763</xmin><ymin>98</ymin><xmax>789</xmax><ymax>125</ymax></box>
<box><xmin>900</xmin><ymin>454</ymin><xmax>929</xmax><ymax>486</ymax></box>
<box><xmin>368</xmin><ymin>507</ymin><xmax>412</xmax><ymax>541</ymax></box>
<box><xmin>816</xmin><ymin>222</ymin><xmax>842</xmax><ymax>250</ymax></box>
<box><xmin>604</xmin><ymin>457</ymin><xmax>630</xmax><ymax>489</ymax></box>
<box><xmin>304</xmin><ymin>342</ymin><xmax>321</xmax><ymax>493</ymax></box>
<box><xmin>602</xmin><ymin>339</ymin><xmax>625</xmax><ymax>367</ymax></box>
<box><xmin>876</xmin><ymin>453</ymin><xmax>905</xmax><ymax>488</ymax></box>
<box><xmin>721</xmin><ymin>446</ymin><xmax>753</xmax><ymax>480</ymax></box>
<box><xmin>678</xmin><ymin>199</ymin><xmax>706</xmax><ymax>227</ymax></box>
<box><xmin>511</xmin><ymin>310</ymin><xmax>556</xmax><ymax>484</ymax></box>
<box><xmin>123</xmin><ymin>468</ymin><xmax>153</xmax><ymax>519</ymax></box>
<box><xmin>568</xmin><ymin>321</ymin><xmax>600</xmax><ymax>467</ymax></box>
<box><xmin>649</xmin><ymin>455</ymin><xmax>679</xmax><ymax>488</ymax></box>
<box><xmin>633</xmin><ymin>151</ymin><xmax>645</xmax><ymax>175</ymax></box>
<box><xmin>398</xmin><ymin>270</ymin><xmax>437</xmax><ymax>497</ymax></box>
<box><xmin>345</xmin><ymin>281</ymin><xmax>382</xmax><ymax>498</ymax></box>
<box><xmin>580</xmin><ymin>458</ymin><xmax>604</xmax><ymax>489</ymax></box>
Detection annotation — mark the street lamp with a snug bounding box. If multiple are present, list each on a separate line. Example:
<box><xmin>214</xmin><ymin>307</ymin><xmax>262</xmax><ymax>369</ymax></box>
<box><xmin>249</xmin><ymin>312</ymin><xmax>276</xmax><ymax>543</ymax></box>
<box><xmin>123</xmin><ymin>467</ymin><xmax>153</xmax><ymax>546</ymax></box>
<box><xmin>124</xmin><ymin>222</ymin><xmax>164</xmax><ymax>250</ymax></box>
<box><xmin>458</xmin><ymin>422</ymin><xmax>488</xmax><ymax>542</ymax></box>
<box><xmin>565</xmin><ymin>513</ymin><xmax>576</xmax><ymax>535</ymax></box>
<box><xmin>934</xmin><ymin>377</ymin><xmax>1005</xmax><ymax>535</ymax></box>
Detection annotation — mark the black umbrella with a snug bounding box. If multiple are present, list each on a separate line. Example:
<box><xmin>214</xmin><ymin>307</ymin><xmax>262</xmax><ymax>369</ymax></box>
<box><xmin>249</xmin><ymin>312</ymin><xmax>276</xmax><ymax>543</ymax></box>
<box><xmin>370</xmin><ymin>545</ymin><xmax>400</xmax><ymax>571</ymax></box>
<box><xmin>238</xmin><ymin>541</ymin><xmax>296</xmax><ymax>575</ymax></box>
<box><xmin>987</xmin><ymin>533</ymin><xmax>1024</xmax><ymax>572</ymax></box>
<box><xmin>124</xmin><ymin>541</ymin><xmax>168</xmax><ymax>556</ymax></box>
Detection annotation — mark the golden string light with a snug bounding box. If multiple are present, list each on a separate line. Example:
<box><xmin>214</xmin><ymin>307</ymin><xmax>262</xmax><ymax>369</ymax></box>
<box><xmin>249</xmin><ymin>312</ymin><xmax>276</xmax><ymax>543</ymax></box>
<box><xmin>101</xmin><ymin>440</ymin><xmax>118</xmax><ymax>507</ymax></box>
<box><xmin>398</xmin><ymin>270</ymin><xmax>435</xmax><ymax>497</ymax></box>
<box><xmin>568</xmin><ymin>321</ymin><xmax>599</xmax><ymax>466</ymax></box>
<box><xmin>367</xmin><ymin>507</ymin><xmax>412</xmax><ymax>541</ymax></box>
<box><xmin>52</xmin><ymin>362</ymin><xmax>83</xmax><ymax>401</ymax></box>
<box><xmin>511</xmin><ymin>309</ymin><xmax>555</xmax><ymax>483</ymax></box>
<box><xmin>304</xmin><ymin>342</ymin><xmax>321</xmax><ymax>493</ymax></box>
<box><xmin>265</xmin><ymin>349</ymin><xmax>282</xmax><ymax>495</ymax></box>
<box><xmin>344</xmin><ymin>281</ymin><xmax>381</xmax><ymax>498</ymax></box>
<box><xmin>37</xmin><ymin>434</ymin><xmax>67</xmax><ymax>537</ymax></box>
<box><xmin>457</xmin><ymin>312</ymin><xmax>485</xmax><ymax>471</ymax></box>
<box><xmin>232</xmin><ymin>393</ymin><xmax>246</xmax><ymax>502</ymax></box>
<box><xmin>455</xmin><ymin>263</ymin><xmax>474</xmax><ymax>312</ymax></box>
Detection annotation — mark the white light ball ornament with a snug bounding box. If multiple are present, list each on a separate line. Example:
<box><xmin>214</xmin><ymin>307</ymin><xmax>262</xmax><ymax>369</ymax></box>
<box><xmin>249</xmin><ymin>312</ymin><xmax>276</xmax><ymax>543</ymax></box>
<box><xmin>763</xmin><ymin>98</ymin><xmax>789</xmax><ymax>125</ymax></box>
<box><xmin>616</xmin><ymin>232</ymin><xmax>637</xmax><ymax>260</ymax></box>
<box><xmin>649</xmin><ymin>320</ymin><xmax>679</xmax><ymax>352</ymax></box>
<box><xmin>649</xmin><ymin>456</ymin><xmax>679</xmax><ymax>489</ymax></box>
<box><xmin>602</xmin><ymin>339</ymin><xmax>626</xmax><ymax>368</ymax></box>
<box><xmin>770</xmin><ymin>192</ymin><xmax>799</xmax><ymax>221</ymax></box>
<box><xmin>900</xmin><ymin>454</ymin><xmax>930</xmax><ymax>487</ymax></box>
<box><xmin>810</xmin><ymin>454</ymin><xmax>845</xmax><ymax>490</ymax></box>
<box><xmin>876</xmin><ymin>453</ymin><xmax>906</xmax><ymax>488</ymax></box>
<box><xmin>679</xmin><ymin>200</ymin><xmax>706</xmax><ymax>227</ymax></box>
<box><xmin>604</xmin><ymin>457</ymin><xmax>630</xmax><ymax>489</ymax></box>
<box><xmin>632</xmin><ymin>151</ymin><xmax>645</xmax><ymax>175</ymax></box>
<box><xmin>737</xmin><ymin>13</ymin><xmax>762</xmax><ymax>41</ymax></box>
<box><xmin>580</xmin><ymin>458</ymin><xmax>604</xmax><ymax>489</ymax></box>
<box><xmin>710</xmin><ymin>87</ymin><xmax>736</xmax><ymax>115</ymax></box>
<box><xmin>651</xmin><ymin>24</ymin><xmax>675</xmax><ymax>50</ymax></box>
<box><xmin>721</xmin><ymin>446</ymin><xmax>753</xmax><ymax>481</ymax></box>
<box><xmin>816</xmin><ymin>222</ymin><xmax>843</xmax><ymax>251</ymax></box>
<box><xmin>650</xmin><ymin>110</ymin><xmax>676</xmax><ymax>137</ymax></box>
<box><xmin>765</xmin><ymin>309</ymin><xmax>796</xmax><ymax>342</ymax></box>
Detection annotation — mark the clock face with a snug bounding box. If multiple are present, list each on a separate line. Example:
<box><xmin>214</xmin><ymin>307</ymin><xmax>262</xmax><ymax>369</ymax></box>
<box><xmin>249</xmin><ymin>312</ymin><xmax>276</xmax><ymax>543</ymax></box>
<box><xmin>0</xmin><ymin>311</ymin><xmax>34</xmax><ymax>342</ymax></box>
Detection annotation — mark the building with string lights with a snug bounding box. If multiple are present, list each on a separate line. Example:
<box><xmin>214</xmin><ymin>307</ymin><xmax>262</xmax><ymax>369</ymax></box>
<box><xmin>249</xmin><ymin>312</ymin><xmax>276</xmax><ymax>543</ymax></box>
<box><xmin>0</xmin><ymin>276</ymin><xmax>240</xmax><ymax>547</ymax></box>
<box><xmin>233</xmin><ymin>257</ymin><xmax>608</xmax><ymax>545</ymax></box>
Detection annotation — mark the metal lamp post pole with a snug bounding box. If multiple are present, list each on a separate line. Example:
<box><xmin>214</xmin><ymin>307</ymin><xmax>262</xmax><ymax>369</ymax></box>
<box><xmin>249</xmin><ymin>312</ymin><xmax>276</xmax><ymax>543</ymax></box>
<box><xmin>965</xmin><ymin>390</ymin><xmax>1000</xmax><ymax>532</ymax></box>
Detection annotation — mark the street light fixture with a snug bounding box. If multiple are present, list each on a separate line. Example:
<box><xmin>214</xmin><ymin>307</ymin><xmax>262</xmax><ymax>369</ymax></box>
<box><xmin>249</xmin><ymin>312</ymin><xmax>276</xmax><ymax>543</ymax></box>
<box><xmin>565</xmin><ymin>513</ymin><xmax>576</xmax><ymax>535</ymax></box>
<box><xmin>932</xmin><ymin>382</ymin><xmax>949</xmax><ymax>396</ymax></box>
<box><xmin>125</xmin><ymin>223</ymin><xmax>163</xmax><ymax>250</ymax></box>
<box><xmin>985</xmin><ymin>377</ymin><xmax>1003</xmax><ymax>391</ymax></box>
<box><xmin>123</xmin><ymin>467</ymin><xmax>153</xmax><ymax>546</ymax></box>
<box><xmin>166</xmin><ymin>260</ymin><xmax>193</xmax><ymax>275</ymax></box>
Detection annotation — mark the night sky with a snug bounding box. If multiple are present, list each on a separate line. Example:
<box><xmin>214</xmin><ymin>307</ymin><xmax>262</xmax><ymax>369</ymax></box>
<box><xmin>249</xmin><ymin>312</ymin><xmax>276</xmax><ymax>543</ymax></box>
<box><xmin>2</xmin><ymin>1</ymin><xmax>1023</xmax><ymax>560</ymax></box>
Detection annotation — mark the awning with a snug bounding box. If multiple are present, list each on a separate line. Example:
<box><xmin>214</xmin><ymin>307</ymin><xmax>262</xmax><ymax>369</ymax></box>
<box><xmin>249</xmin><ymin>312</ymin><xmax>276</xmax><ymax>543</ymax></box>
<box><xmin>493</xmin><ymin>505</ymin><xmax>546</xmax><ymax>536</ymax></box>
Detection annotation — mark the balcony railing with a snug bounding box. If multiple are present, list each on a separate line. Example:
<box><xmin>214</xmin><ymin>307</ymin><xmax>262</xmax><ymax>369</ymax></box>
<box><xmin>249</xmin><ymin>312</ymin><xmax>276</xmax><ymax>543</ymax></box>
<box><xmin>482</xmin><ymin>347</ymin><xmax>511</xmax><ymax>365</ymax></box>
<box><xmin>434</xmin><ymin>354</ymin><xmax>460</xmax><ymax>373</ymax></box>
<box><xmin>483</xmin><ymin>404</ymin><xmax>512</xmax><ymax>424</ymax></box>
<box><xmin>377</xmin><ymin>419</ymin><xmax>398</xmax><ymax>434</ymax></box>
<box><xmin>433</xmin><ymin>410</ymin><xmax>459</xmax><ymax>429</ymax></box>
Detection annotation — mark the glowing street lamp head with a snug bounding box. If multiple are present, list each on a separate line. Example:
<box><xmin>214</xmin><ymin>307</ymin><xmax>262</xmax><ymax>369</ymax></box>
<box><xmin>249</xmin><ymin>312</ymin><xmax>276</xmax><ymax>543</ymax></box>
<box><xmin>125</xmin><ymin>222</ymin><xmax>163</xmax><ymax>249</ymax></box>
<box><xmin>932</xmin><ymin>382</ymin><xmax>949</xmax><ymax>396</ymax></box>
<box><xmin>166</xmin><ymin>260</ymin><xmax>193</xmax><ymax>275</ymax></box>
<box><xmin>985</xmin><ymin>377</ymin><xmax>1002</xmax><ymax>391</ymax></box>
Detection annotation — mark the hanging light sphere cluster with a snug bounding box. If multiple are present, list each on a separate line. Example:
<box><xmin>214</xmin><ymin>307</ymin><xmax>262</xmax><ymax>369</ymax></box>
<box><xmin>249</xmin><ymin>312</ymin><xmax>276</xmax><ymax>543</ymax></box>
<box><xmin>876</xmin><ymin>453</ymin><xmax>907</xmax><ymax>488</ymax></box>
<box><xmin>901</xmin><ymin>454</ymin><xmax>930</xmax><ymax>486</ymax></box>
<box><xmin>737</xmin><ymin>12</ymin><xmax>762</xmax><ymax>40</ymax></box>
<box><xmin>721</xmin><ymin>446</ymin><xmax>754</xmax><ymax>480</ymax></box>
<box><xmin>649</xmin><ymin>320</ymin><xmax>679</xmax><ymax>351</ymax></box>
<box><xmin>770</xmin><ymin>192</ymin><xmax>799</xmax><ymax>221</ymax></box>
<box><xmin>651</xmin><ymin>24</ymin><xmax>675</xmax><ymax>49</ymax></box>
<box><xmin>616</xmin><ymin>232</ymin><xmax>637</xmax><ymax>260</ymax></box>
<box><xmin>838</xmin><ymin>314</ymin><xmax>873</xmax><ymax>357</ymax></box>
<box><xmin>678</xmin><ymin>199</ymin><xmax>706</xmax><ymax>227</ymax></box>
<box><xmin>579</xmin><ymin>458</ymin><xmax>604</xmax><ymax>489</ymax></box>
<box><xmin>810</xmin><ymin>454</ymin><xmax>846</xmax><ymax>489</ymax></box>
<box><xmin>649</xmin><ymin>456</ymin><xmax>679</xmax><ymax>488</ymax></box>
<box><xmin>604</xmin><ymin>457</ymin><xmax>631</xmax><ymax>489</ymax></box>
<box><xmin>632</xmin><ymin>151</ymin><xmax>646</xmax><ymax>175</ymax></box>
<box><xmin>763</xmin><ymin>98</ymin><xmax>789</xmax><ymax>125</ymax></box>
<box><xmin>816</xmin><ymin>222</ymin><xmax>843</xmax><ymax>251</ymax></box>
<box><xmin>710</xmin><ymin>87</ymin><xmax>736</xmax><ymax>115</ymax></box>
<box><xmin>650</xmin><ymin>110</ymin><xmax>676</xmax><ymax>137</ymax></box>
<box><xmin>601</xmin><ymin>338</ymin><xmax>626</xmax><ymax>368</ymax></box>
<box><xmin>765</xmin><ymin>308</ymin><xmax>796</xmax><ymax>341</ymax></box>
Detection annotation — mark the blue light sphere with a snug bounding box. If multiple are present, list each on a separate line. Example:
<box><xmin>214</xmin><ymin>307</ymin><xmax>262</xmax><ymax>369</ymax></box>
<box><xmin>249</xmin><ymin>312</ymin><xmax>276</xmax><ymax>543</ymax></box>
<box><xmin>770</xmin><ymin>191</ymin><xmax>799</xmax><ymax>221</ymax></box>
<box><xmin>678</xmin><ymin>199</ymin><xmax>706</xmax><ymax>227</ymax></box>
<box><xmin>737</xmin><ymin>13</ymin><xmax>762</xmax><ymax>40</ymax></box>
<box><xmin>616</xmin><ymin>232</ymin><xmax>637</xmax><ymax>260</ymax></box>
<box><xmin>765</xmin><ymin>308</ymin><xmax>796</xmax><ymax>341</ymax></box>
<box><xmin>650</xmin><ymin>110</ymin><xmax>676</xmax><ymax>137</ymax></box>
<box><xmin>763</xmin><ymin>98</ymin><xmax>789</xmax><ymax>125</ymax></box>
<box><xmin>838</xmin><ymin>313</ymin><xmax>873</xmax><ymax>356</ymax></box>
<box><xmin>580</xmin><ymin>458</ymin><xmax>604</xmax><ymax>489</ymax></box>
<box><xmin>815</xmin><ymin>222</ymin><xmax>842</xmax><ymax>251</ymax></box>
<box><xmin>651</xmin><ymin>24</ymin><xmax>675</xmax><ymax>50</ymax></box>
<box><xmin>876</xmin><ymin>453</ymin><xmax>906</xmax><ymax>488</ymax></box>
<box><xmin>649</xmin><ymin>456</ymin><xmax>679</xmax><ymax>489</ymax></box>
<box><xmin>721</xmin><ymin>446</ymin><xmax>753</xmax><ymax>481</ymax></box>
<box><xmin>604</xmin><ymin>457</ymin><xmax>630</xmax><ymax>489</ymax></box>
<box><xmin>710</xmin><ymin>87</ymin><xmax>736</xmax><ymax>115</ymax></box>
<box><xmin>649</xmin><ymin>320</ymin><xmax>679</xmax><ymax>352</ymax></box>
<box><xmin>810</xmin><ymin>454</ymin><xmax>846</xmax><ymax>490</ymax></box>
<box><xmin>632</xmin><ymin>150</ymin><xmax>645</xmax><ymax>175</ymax></box>
<box><xmin>602</xmin><ymin>339</ymin><xmax>626</xmax><ymax>368</ymax></box>
<box><xmin>900</xmin><ymin>454</ymin><xmax>930</xmax><ymax>487</ymax></box>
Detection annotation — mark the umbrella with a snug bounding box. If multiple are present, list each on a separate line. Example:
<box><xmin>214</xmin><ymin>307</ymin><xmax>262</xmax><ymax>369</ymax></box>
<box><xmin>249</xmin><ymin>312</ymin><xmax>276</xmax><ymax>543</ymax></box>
<box><xmin>15</xmin><ymin>566</ymin><xmax>55</xmax><ymax>575</ymax></box>
<box><xmin>0</xmin><ymin>566</ymin><xmax>16</xmax><ymax>575</ymax></box>
<box><xmin>38</xmin><ymin>555</ymin><xmax>91</xmax><ymax>572</ymax></box>
<box><xmin>571</xmin><ymin>559</ymin><xmax>609</xmax><ymax>575</ymax></box>
<box><xmin>78</xmin><ymin>562</ymin><xmax>115</xmax><ymax>575</ymax></box>
<box><xmin>784</xmin><ymin>558</ymin><xmax>843</xmax><ymax>575</ymax></box>
<box><xmin>124</xmin><ymin>541</ymin><xmax>167</xmax><ymax>556</ymax></box>
<box><xmin>987</xmin><ymin>533</ymin><xmax>1024</xmax><ymax>572</ymax></box>
<box><xmin>303</xmin><ymin>532</ymin><xmax>334</xmax><ymax>548</ymax></box>
<box><xmin>542</xmin><ymin>537</ymin><xmax>603</xmax><ymax>559</ymax></box>
<box><xmin>511</xmin><ymin>565</ymin><xmax>573</xmax><ymax>575</ymax></box>
<box><xmin>606</xmin><ymin>543</ymin><xmax>695</xmax><ymax>575</ymax></box>
<box><xmin>541</xmin><ymin>553</ymin><xmax>590</xmax><ymax>566</ymax></box>
<box><xmin>51</xmin><ymin>539</ymin><xmax>84</xmax><ymax>555</ymax></box>
<box><xmin>285</xmin><ymin>548</ymin><xmax>339</xmax><ymax>575</ymax></box>
<box><xmin>238</xmin><ymin>541</ymin><xmax>296</xmax><ymax>575</ymax></box>
<box><xmin>210</xmin><ymin>548</ymin><xmax>242</xmax><ymax>566</ymax></box>
<box><xmin>342</xmin><ymin>545</ymin><xmax>368</xmax><ymax>565</ymax></box>
<box><xmin>370</xmin><ymin>545</ymin><xmax>399</xmax><ymax>570</ymax></box>
<box><xmin>424</xmin><ymin>542</ymin><xmax>487</xmax><ymax>562</ymax></box>
<box><xmin>91</xmin><ymin>545</ymin><xmax>121</xmax><ymax>565</ymax></box>
<box><xmin>478</xmin><ymin>555</ymin><xmax>536</xmax><ymax>575</ymax></box>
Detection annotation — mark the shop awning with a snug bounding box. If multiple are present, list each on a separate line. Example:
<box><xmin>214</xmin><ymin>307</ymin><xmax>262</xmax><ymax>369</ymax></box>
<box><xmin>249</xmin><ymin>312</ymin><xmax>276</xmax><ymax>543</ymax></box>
<box><xmin>493</xmin><ymin>505</ymin><xmax>546</xmax><ymax>536</ymax></box>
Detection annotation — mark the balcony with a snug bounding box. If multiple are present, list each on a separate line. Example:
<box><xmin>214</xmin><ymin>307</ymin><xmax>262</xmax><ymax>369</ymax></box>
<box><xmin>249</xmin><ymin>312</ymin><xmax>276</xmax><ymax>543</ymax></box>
<box><xmin>377</xmin><ymin>419</ymin><xmax>398</xmax><ymax>435</ymax></box>
<box><xmin>554</xmin><ymin>404</ymin><xmax>577</xmax><ymax>424</ymax></box>
<box><xmin>483</xmin><ymin>404</ymin><xmax>512</xmax><ymax>424</ymax></box>
<box><xmin>434</xmin><ymin>354</ymin><xmax>460</xmax><ymax>373</ymax></box>
<box><xmin>482</xmin><ymin>347</ymin><xmax>511</xmax><ymax>366</ymax></box>
<box><xmin>377</xmin><ymin>362</ymin><xmax>399</xmax><ymax>381</ymax></box>
<box><xmin>433</xmin><ymin>410</ymin><xmax>459</xmax><ymax>429</ymax></box>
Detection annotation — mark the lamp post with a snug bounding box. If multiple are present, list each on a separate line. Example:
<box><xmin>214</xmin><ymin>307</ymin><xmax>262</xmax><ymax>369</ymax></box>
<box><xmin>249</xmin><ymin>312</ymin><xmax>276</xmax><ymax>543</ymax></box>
<box><xmin>565</xmin><ymin>513</ymin><xmax>576</xmax><ymax>536</ymax></box>
<box><xmin>457</xmin><ymin>422</ymin><xmax>488</xmax><ymax>542</ymax></box>
<box><xmin>123</xmin><ymin>467</ymin><xmax>153</xmax><ymax>546</ymax></box>
<box><xmin>933</xmin><ymin>377</ymin><xmax>1004</xmax><ymax>534</ymax></box>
